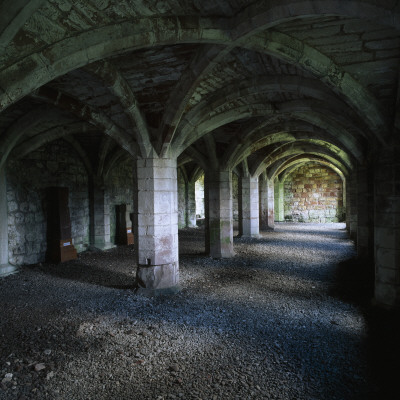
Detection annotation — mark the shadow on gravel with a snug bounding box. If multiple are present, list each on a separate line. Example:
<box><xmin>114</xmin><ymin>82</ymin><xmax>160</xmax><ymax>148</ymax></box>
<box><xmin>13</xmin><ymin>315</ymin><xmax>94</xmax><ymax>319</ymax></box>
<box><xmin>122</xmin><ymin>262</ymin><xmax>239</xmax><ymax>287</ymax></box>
<box><xmin>329</xmin><ymin>257</ymin><xmax>374</xmax><ymax>307</ymax></box>
<box><xmin>329</xmin><ymin>257</ymin><xmax>400</xmax><ymax>400</ymax></box>
<box><xmin>31</xmin><ymin>259</ymin><xmax>136</xmax><ymax>290</ymax></box>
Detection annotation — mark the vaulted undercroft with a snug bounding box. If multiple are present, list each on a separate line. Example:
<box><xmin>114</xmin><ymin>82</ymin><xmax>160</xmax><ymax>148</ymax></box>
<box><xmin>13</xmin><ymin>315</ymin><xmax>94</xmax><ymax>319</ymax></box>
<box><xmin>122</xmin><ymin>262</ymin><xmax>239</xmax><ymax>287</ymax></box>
<box><xmin>0</xmin><ymin>0</ymin><xmax>399</xmax><ymax>308</ymax></box>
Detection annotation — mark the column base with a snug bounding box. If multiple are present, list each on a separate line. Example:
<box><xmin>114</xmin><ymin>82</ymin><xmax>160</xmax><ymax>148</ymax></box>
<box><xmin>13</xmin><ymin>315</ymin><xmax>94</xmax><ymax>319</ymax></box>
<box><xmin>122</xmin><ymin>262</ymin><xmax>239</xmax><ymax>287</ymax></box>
<box><xmin>0</xmin><ymin>264</ymin><xmax>19</xmax><ymax>278</ymax></box>
<box><xmin>94</xmin><ymin>242</ymin><xmax>116</xmax><ymax>251</ymax></box>
<box><xmin>260</xmin><ymin>227</ymin><xmax>275</xmax><ymax>232</ymax></box>
<box><xmin>134</xmin><ymin>285</ymin><xmax>181</xmax><ymax>297</ymax></box>
<box><xmin>210</xmin><ymin>249</ymin><xmax>235</xmax><ymax>259</ymax></box>
<box><xmin>136</xmin><ymin>262</ymin><xmax>179</xmax><ymax>290</ymax></box>
<box><xmin>238</xmin><ymin>234</ymin><xmax>261</xmax><ymax>239</ymax></box>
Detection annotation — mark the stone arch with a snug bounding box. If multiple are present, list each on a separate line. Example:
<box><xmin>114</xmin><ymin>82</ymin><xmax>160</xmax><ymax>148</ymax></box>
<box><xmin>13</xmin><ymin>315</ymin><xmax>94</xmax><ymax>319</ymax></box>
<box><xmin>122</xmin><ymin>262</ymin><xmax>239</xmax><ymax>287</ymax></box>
<box><xmin>0</xmin><ymin>2</ymin><xmax>394</xmax><ymax>145</ymax></box>
<box><xmin>232</xmin><ymin>0</ymin><xmax>400</xmax><ymax>39</ymax></box>
<box><xmin>251</xmin><ymin>142</ymin><xmax>348</xmax><ymax>177</ymax></box>
<box><xmin>0</xmin><ymin>17</ymin><xmax>230</xmax><ymax>112</ymax></box>
<box><xmin>0</xmin><ymin>0</ymin><xmax>46</xmax><ymax>51</ymax></box>
<box><xmin>10</xmin><ymin>122</ymin><xmax>95</xmax><ymax>160</ymax></box>
<box><xmin>173</xmin><ymin>101</ymin><xmax>366</xmax><ymax>165</ymax></box>
<box><xmin>272</xmin><ymin>156</ymin><xmax>348</xmax><ymax>182</ymax></box>
<box><xmin>84</xmin><ymin>60</ymin><xmax>153</xmax><ymax>158</ymax></box>
<box><xmin>0</xmin><ymin>107</ymin><xmax>70</xmax><ymax>170</ymax></box>
<box><xmin>242</xmin><ymin>30</ymin><xmax>388</xmax><ymax>138</ymax></box>
<box><xmin>256</xmin><ymin>140</ymin><xmax>352</xmax><ymax>179</ymax></box>
<box><xmin>224</xmin><ymin>125</ymin><xmax>359</xmax><ymax>172</ymax></box>
<box><xmin>33</xmin><ymin>87</ymin><xmax>138</xmax><ymax>157</ymax></box>
<box><xmin>172</xmin><ymin>77</ymin><xmax>371</xmax><ymax>155</ymax></box>
<box><xmin>103</xmin><ymin>150</ymin><xmax>132</xmax><ymax>181</ymax></box>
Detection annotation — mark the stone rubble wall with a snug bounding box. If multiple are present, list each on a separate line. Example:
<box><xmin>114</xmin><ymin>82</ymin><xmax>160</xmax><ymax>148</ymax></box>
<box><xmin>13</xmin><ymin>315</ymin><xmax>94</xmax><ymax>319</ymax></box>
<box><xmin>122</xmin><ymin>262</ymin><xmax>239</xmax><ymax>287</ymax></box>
<box><xmin>6</xmin><ymin>140</ymin><xmax>89</xmax><ymax>265</ymax></box>
<box><xmin>6</xmin><ymin>140</ymin><xmax>135</xmax><ymax>265</ymax></box>
<box><xmin>284</xmin><ymin>163</ymin><xmax>344</xmax><ymax>223</ymax></box>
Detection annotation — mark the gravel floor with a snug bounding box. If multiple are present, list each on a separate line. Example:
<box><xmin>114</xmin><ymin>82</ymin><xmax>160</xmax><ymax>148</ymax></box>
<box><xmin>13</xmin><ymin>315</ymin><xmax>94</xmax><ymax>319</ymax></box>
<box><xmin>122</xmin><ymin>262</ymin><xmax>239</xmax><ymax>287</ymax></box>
<box><xmin>0</xmin><ymin>223</ymin><xmax>386</xmax><ymax>399</ymax></box>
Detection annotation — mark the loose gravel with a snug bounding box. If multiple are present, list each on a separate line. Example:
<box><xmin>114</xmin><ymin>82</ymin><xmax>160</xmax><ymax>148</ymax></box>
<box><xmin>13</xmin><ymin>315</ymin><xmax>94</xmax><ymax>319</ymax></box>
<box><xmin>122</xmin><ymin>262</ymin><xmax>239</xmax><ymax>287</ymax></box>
<box><xmin>0</xmin><ymin>223</ymin><xmax>381</xmax><ymax>399</ymax></box>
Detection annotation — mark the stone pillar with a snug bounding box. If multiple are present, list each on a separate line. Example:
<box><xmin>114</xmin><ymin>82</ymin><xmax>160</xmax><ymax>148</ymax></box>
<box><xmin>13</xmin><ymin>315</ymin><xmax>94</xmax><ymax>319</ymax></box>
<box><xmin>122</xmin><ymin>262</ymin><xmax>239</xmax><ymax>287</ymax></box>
<box><xmin>238</xmin><ymin>173</ymin><xmax>260</xmax><ymax>237</ymax></box>
<box><xmin>186</xmin><ymin>181</ymin><xmax>197</xmax><ymax>227</ymax></box>
<box><xmin>134</xmin><ymin>157</ymin><xmax>179</xmax><ymax>293</ymax></box>
<box><xmin>205</xmin><ymin>169</ymin><xmax>234</xmax><ymax>258</ymax></box>
<box><xmin>346</xmin><ymin>172</ymin><xmax>358</xmax><ymax>242</ymax></box>
<box><xmin>374</xmin><ymin>141</ymin><xmax>400</xmax><ymax>308</ymax></box>
<box><xmin>0</xmin><ymin>168</ymin><xmax>17</xmax><ymax>276</ymax></box>
<box><xmin>178</xmin><ymin>170</ymin><xmax>186</xmax><ymax>229</ymax></box>
<box><xmin>274</xmin><ymin>179</ymin><xmax>284</xmax><ymax>222</ymax></box>
<box><xmin>89</xmin><ymin>180</ymin><xmax>113</xmax><ymax>250</ymax></box>
<box><xmin>356</xmin><ymin>163</ymin><xmax>374</xmax><ymax>260</ymax></box>
<box><xmin>259</xmin><ymin>172</ymin><xmax>275</xmax><ymax>230</ymax></box>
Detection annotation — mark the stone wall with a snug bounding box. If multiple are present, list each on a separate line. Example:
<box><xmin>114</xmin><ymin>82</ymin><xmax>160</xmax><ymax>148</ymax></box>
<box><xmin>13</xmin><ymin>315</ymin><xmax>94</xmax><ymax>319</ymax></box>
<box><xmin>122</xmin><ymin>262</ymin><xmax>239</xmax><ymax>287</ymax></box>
<box><xmin>283</xmin><ymin>163</ymin><xmax>344</xmax><ymax>223</ymax></box>
<box><xmin>6</xmin><ymin>140</ymin><xmax>89</xmax><ymax>265</ymax></box>
<box><xmin>104</xmin><ymin>157</ymin><xmax>134</xmax><ymax>244</ymax></box>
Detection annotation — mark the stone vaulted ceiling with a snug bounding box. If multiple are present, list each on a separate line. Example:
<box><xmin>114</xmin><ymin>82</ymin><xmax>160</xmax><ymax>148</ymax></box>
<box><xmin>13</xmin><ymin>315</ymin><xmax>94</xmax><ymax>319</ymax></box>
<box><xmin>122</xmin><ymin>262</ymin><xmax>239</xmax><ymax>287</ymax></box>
<box><xmin>0</xmin><ymin>0</ymin><xmax>399</xmax><ymax>181</ymax></box>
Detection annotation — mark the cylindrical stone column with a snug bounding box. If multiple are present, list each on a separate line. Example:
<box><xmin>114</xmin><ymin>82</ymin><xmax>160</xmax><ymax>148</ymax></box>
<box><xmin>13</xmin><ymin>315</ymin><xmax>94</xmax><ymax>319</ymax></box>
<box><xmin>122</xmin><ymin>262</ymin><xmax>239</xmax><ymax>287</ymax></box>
<box><xmin>239</xmin><ymin>174</ymin><xmax>260</xmax><ymax>237</ymax></box>
<box><xmin>259</xmin><ymin>173</ymin><xmax>275</xmax><ymax>230</ymax></box>
<box><xmin>134</xmin><ymin>157</ymin><xmax>179</xmax><ymax>293</ymax></box>
<box><xmin>205</xmin><ymin>169</ymin><xmax>234</xmax><ymax>258</ymax></box>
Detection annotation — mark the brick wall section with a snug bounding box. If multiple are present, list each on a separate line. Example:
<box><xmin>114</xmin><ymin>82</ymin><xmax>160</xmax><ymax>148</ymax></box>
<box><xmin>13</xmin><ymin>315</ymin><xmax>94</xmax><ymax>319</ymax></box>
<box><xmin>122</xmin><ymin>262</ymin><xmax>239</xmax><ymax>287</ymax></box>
<box><xmin>6</xmin><ymin>140</ymin><xmax>89</xmax><ymax>265</ymax></box>
<box><xmin>105</xmin><ymin>158</ymin><xmax>134</xmax><ymax>244</ymax></box>
<box><xmin>284</xmin><ymin>163</ymin><xmax>344</xmax><ymax>223</ymax></box>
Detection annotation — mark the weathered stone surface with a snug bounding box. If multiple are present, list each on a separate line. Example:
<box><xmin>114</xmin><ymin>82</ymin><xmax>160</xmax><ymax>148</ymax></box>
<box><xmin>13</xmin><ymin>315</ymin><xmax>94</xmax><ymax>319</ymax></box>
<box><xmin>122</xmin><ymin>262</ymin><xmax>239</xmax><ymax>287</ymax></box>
<box><xmin>239</xmin><ymin>174</ymin><xmax>260</xmax><ymax>237</ymax></box>
<box><xmin>205</xmin><ymin>170</ymin><xmax>234</xmax><ymax>258</ymax></box>
<box><xmin>134</xmin><ymin>157</ymin><xmax>179</xmax><ymax>290</ymax></box>
<box><xmin>136</xmin><ymin>262</ymin><xmax>179</xmax><ymax>290</ymax></box>
<box><xmin>6</xmin><ymin>140</ymin><xmax>90</xmax><ymax>264</ymax></box>
<box><xmin>283</xmin><ymin>162</ymin><xmax>344</xmax><ymax>223</ymax></box>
